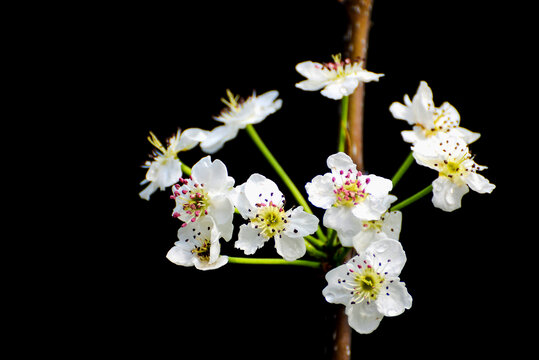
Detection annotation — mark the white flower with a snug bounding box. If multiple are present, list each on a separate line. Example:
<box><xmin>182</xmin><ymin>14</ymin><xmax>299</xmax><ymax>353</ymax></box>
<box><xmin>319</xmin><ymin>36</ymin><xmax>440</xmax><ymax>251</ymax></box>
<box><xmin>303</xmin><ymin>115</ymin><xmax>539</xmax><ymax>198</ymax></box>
<box><xmin>200</xmin><ymin>90</ymin><xmax>282</xmax><ymax>154</ymax></box>
<box><xmin>389</xmin><ymin>81</ymin><xmax>480</xmax><ymax>145</ymax></box>
<box><xmin>352</xmin><ymin>211</ymin><xmax>402</xmax><ymax>253</ymax></box>
<box><xmin>166</xmin><ymin>216</ymin><xmax>228</xmax><ymax>270</ymax></box>
<box><xmin>295</xmin><ymin>54</ymin><xmax>383</xmax><ymax>100</ymax></box>
<box><xmin>412</xmin><ymin>134</ymin><xmax>495</xmax><ymax>211</ymax></box>
<box><xmin>322</xmin><ymin>239</ymin><xmax>412</xmax><ymax>334</ymax></box>
<box><xmin>139</xmin><ymin>128</ymin><xmax>209</xmax><ymax>200</ymax></box>
<box><xmin>171</xmin><ymin>156</ymin><xmax>235</xmax><ymax>240</ymax></box>
<box><xmin>232</xmin><ymin>174</ymin><xmax>319</xmax><ymax>261</ymax></box>
<box><xmin>305</xmin><ymin>152</ymin><xmax>397</xmax><ymax>245</ymax></box>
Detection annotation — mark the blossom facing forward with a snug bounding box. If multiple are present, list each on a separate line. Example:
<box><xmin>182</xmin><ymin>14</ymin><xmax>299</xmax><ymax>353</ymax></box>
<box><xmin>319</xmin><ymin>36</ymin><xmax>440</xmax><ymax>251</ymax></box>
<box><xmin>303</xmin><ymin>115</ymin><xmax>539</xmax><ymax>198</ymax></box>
<box><xmin>305</xmin><ymin>152</ymin><xmax>397</xmax><ymax>245</ymax></box>
<box><xmin>139</xmin><ymin>128</ymin><xmax>209</xmax><ymax>200</ymax></box>
<box><xmin>389</xmin><ymin>81</ymin><xmax>480</xmax><ymax>145</ymax></box>
<box><xmin>322</xmin><ymin>239</ymin><xmax>412</xmax><ymax>334</ymax></box>
<box><xmin>171</xmin><ymin>156</ymin><xmax>235</xmax><ymax>240</ymax></box>
<box><xmin>200</xmin><ymin>90</ymin><xmax>282</xmax><ymax>154</ymax></box>
<box><xmin>295</xmin><ymin>54</ymin><xmax>383</xmax><ymax>100</ymax></box>
<box><xmin>232</xmin><ymin>173</ymin><xmax>319</xmax><ymax>261</ymax></box>
<box><xmin>166</xmin><ymin>216</ymin><xmax>228</xmax><ymax>270</ymax></box>
<box><xmin>412</xmin><ymin>135</ymin><xmax>495</xmax><ymax>211</ymax></box>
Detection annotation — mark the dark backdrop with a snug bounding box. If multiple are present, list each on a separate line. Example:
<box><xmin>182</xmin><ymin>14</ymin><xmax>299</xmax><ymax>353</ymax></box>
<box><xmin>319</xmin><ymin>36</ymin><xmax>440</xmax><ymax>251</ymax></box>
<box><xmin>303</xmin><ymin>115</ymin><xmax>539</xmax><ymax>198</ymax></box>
<box><xmin>47</xmin><ymin>1</ymin><xmax>516</xmax><ymax>358</ymax></box>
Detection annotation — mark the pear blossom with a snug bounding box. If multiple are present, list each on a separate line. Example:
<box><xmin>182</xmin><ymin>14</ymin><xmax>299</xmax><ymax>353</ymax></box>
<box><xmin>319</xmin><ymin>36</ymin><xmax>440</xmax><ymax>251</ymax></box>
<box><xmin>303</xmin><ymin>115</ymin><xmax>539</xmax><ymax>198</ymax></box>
<box><xmin>166</xmin><ymin>216</ymin><xmax>228</xmax><ymax>270</ymax></box>
<box><xmin>323</xmin><ymin>239</ymin><xmax>412</xmax><ymax>334</ymax></box>
<box><xmin>412</xmin><ymin>134</ymin><xmax>495</xmax><ymax>211</ymax></box>
<box><xmin>171</xmin><ymin>156</ymin><xmax>235</xmax><ymax>240</ymax></box>
<box><xmin>139</xmin><ymin>128</ymin><xmax>209</xmax><ymax>200</ymax></box>
<box><xmin>200</xmin><ymin>90</ymin><xmax>283</xmax><ymax>154</ymax></box>
<box><xmin>389</xmin><ymin>81</ymin><xmax>480</xmax><ymax>145</ymax></box>
<box><xmin>295</xmin><ymin>54</ymin><xmax>383</xmax><ymax>100</ymax></box>
<box><xmin>352</xmin><ymin>211</ymin><xmax>402</xmax><ymax>252</ymax></box>
<box><xmin>232</xmin><ymin>174</ymin><xmax>319</xmax><ymax>261</ymax></box>
<box><xmin>305</xmin><ymin>152</ymin><xmax>397</xmax><ymax>245</ymax></box>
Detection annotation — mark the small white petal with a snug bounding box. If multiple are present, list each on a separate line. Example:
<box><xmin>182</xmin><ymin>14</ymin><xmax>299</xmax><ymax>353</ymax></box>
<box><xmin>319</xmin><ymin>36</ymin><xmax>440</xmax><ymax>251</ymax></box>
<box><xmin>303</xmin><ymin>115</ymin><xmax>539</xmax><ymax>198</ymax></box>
<box><xmin>274</xmin><ymin>234</ymin><xmax>306</xmax><ymax>261</ymax></box>
<box><xmin>235</xmin><ymin>224</ymin><xmax>268</xmax><ymax>255</ymax></box>
<box><xmin>432</xmin><ymin>177</ymin><xmax>469</xmax><ymax>212</ymax></box>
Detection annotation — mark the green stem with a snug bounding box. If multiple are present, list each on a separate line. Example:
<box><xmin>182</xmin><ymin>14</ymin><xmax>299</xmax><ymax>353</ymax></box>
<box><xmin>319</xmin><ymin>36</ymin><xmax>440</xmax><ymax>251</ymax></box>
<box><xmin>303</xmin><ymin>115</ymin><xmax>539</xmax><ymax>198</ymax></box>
<box><xmin>245</xmin><ymin>124</ymin><xmax>326</xmax><ymax>241</ymax></box>
<box><xmin>180</xmin><ymin>162</ymin><xmax>192</xmax><ymax>177</ymax></box>
<box><xmin>338</xmin><ymin>96</ymin><xmax>349</xmax><ymax>153</ymax></box>
<box><xmin>305</xmin><ymin>235</ymin><xmax>325</xmax><ymax>249</ymax></box>
<box><xmin>390</xmin><ymin>184</ymin><xmax>433</xmax><ymax>211</ymax></box>
<box><xmin>305</xmin><ymin>241</ymin><xmax>328</xmax><ymax>259</ymax></box>
<box><xmin>227</xmin><ymin>256</ymin><xmax>321</xmax><ymax>269</ymax></box>
<box><xmin>391</xmin><ymin>151</ymin><xmax>414</xmax><ymax>187</ymax></box>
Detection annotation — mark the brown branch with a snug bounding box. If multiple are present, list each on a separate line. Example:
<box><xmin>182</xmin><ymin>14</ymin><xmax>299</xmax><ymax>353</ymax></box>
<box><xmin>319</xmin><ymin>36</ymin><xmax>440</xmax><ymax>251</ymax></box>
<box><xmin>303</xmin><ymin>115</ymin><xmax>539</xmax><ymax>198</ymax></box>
<box><xmin>343</xmin><ymin>0</ymin><xmax>373</xmax><ymax>173</ymax></box>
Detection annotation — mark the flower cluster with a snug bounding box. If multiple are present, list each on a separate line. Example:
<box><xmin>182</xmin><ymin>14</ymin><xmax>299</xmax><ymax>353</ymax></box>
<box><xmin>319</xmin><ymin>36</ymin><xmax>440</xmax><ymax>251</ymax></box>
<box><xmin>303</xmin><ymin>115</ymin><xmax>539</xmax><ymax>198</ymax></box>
<box><xmin>390</xmin><ymin>81</ymin><xmax>495</xmax><ymax>211</ymax></box>
<box><xmin>139</xmin><ymin>54</ymin><xmax>494</xmax><ymax>336</ymax></box>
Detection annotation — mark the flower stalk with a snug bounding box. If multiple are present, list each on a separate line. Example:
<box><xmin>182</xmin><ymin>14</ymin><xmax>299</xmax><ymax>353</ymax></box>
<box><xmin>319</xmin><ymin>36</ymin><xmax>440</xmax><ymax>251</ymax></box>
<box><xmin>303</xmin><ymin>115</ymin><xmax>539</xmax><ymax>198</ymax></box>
<box><xmin>391</xmin><ymin>151</ymin><xmax>414</xmax><ymax>187</ymax></box>
<box><xmin>338</xmin><ymin>95</ymin><xmax>350</xmax><ymax>153</ymax></box>
<box><xmin>390</xmin><ymin>184</ymin><xmax>433</xmax><ymax>212</ymax></box>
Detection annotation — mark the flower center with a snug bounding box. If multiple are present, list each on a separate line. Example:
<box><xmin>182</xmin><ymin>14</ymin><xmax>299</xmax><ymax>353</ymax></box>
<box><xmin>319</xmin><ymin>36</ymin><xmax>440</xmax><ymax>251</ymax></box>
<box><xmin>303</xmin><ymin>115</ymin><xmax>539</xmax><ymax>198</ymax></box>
<box><xmin>172</xmin><ymin>178</ymin><xmax>210</xmax><ymax>225</ymax></box>
<box><xmin>251</xmin><ymin>202</ymin><xmax>286</xmax><ymax>239</ymax></box>
<box><xmin>351</xmin><ymin>266</ymin><xmax>384</xmax><ymax>303</ymax></box>
<box><xmin>191</xmin><ymin>239</ymin><xmax>211</xmax><ymax>262</ymax></box>
<box><xmin>332</xmin><ymin>169</ymin><xmax>368</xmax><ymax>207</ymax></box>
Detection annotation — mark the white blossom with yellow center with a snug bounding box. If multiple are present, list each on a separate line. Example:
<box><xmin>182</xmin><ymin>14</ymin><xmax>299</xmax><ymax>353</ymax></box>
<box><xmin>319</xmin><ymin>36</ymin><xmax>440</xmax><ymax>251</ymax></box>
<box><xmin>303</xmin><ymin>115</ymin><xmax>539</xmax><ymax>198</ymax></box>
<box><xmin>305</xmin><ymin>152</ymin><xmax>397</xmax><ymax>245</ymax></box>
<box><xmin>232</xmin><ymin>174</ymin><xmax>319</xmax><ymax>261</ymax></box>
<box><xmin>295</xmin><ymin>54</ymin><xmax>383</xmax><ymax>100</ymax></box>
<box><xmin>323</xmin><ymin>239</ymin><xmax>412</xmax><ymax>334</ymax></box>
<box><xmin>139</xmin><ymin>128</ymin><xmax>209</xmax><ymax>200</ymax></box>
<box><xmin>412</xmin><ymin>134</ymin><xmax>495</xmax><ymax>211</ymax></box>
<box><xmin>389</xmin><ymin>81</ymin><xmax>480</xmax><ymax>145</ymax></box>
<box><xmin>166</xmin><ymin>216</ymin><xmax>228</xmax><ymax>270</ymax></box>
<box><xmin>200</xmin><ymin>90</ymin><xmax>282</xmax><ymax>154</ymax></box>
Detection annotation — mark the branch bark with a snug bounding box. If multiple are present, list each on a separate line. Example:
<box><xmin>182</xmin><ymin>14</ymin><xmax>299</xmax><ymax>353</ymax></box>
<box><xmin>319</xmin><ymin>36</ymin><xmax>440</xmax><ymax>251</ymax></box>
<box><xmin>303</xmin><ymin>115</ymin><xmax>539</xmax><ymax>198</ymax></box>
<box><xmin>343</xmin><ymin>0</ymin><xmax>373</xmax><ymax>173</ymax></box>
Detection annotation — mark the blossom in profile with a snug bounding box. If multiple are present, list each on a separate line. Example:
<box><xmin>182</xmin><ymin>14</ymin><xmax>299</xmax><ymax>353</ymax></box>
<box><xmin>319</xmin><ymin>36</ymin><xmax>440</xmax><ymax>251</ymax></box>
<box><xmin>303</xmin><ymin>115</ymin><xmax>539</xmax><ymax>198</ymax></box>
<box><xmin>232</xmin><ymin>174</ymin><xmax>319</xmax><ymax>261</ymax></box>
<box><xmin>412</xmin><ymin>134</ymin><xmax>495</xmax><ymax>211</ymax></box>
<box><xmin>139</xmin><ymin>128</ymin><xmax>209</xmax><ymax>200</ymax></box>
<box><xmin>166</xmin><ymin>216</ymin><xmax>228</xmax><ymax>270</ymax></box>
<box><xmin>171</xmin><ymin>156</ymin><xmax>235</xmax><ymax>241</ymax></box>
<box><xmin>322</xmin><ymin>239</ymin><xmax>412</xmax><ymax>334</ymax></box>
<box><xmin>295</xmin><ymin>54</ymin><xmax>383</xmax><ymax>100</ymax></box>
<box><xmin>200</xmin><ymin>90</ymin><xmax>282</xmax><ymax>154</ymax></box>
<box><xmin>305</xmin><ymin>152</ymin><xmax>397</xmax><ymax>245</ymax></box>
<box><xmin>389</xmin><ymin>81</ymin><xmax>480</xmax><ymax>145</ymax></box>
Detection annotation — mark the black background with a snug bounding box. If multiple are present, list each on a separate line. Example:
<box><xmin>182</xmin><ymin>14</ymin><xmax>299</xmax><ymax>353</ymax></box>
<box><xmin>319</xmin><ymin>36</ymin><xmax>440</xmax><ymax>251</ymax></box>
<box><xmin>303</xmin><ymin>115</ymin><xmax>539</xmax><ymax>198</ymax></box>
<box><xmin>22</xmin><ymin>0</ymin><xmax>522</xmax><ymax>358</ymax></box>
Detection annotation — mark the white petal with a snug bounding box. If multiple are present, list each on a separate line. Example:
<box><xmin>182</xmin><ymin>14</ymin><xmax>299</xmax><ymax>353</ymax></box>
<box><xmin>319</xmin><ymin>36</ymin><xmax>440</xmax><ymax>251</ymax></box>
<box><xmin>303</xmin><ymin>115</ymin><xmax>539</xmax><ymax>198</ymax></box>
<box><xmin>235</xmin><ymin>224</ymin><xmax>268</xmax><ymax>255</ymax></box>
<box><xmin>166</xmin><ymin>245</ymin><xmax>194</xmax><ymax>267</ymax></box>
<box><xmin>465</xmin><ymin>172</ymin><xmax>495</xmax><ymax>194</ymax></box>
<box><xmin>191</xmin><ymin>156</ymin><xmax>234</xmax><ymax>193</ymax></box>
<box><xmin>321</xmin><ymin>77</ymin><xmax>359</xmax><ymax>100</ymax></box>
<box><xmin>327</xmin><ymin>152</ymin><xmax>356</xmax><ymax>173</ymax></box>
<box><xmin>295</xmin><ymin>61</ymin><xmax>331</xmax><ymax>83</ymax></box>
<box><xmin>389</xmin><ymin>102</ymin><xmax>414</xmax><ymax>125</ymax></box>
<box><xmin>274</xmin><ymin>234</ymin><xmax>306</xmax><ymax>261</ymax></box>
<box><xmin>283</xmin><ymin>207</ymin><xmax>319</xmax><ymax>238</ymax></box>
<box><xmin>323</xmin><ymin>207</ymin><xmax>360</xmax><ymax>238</ymax></box>
<box><xmin>243</xmin><ymin>173</ymin><xmax>283</xmax><ymax>207</ymax></box>
<box><xmin>139</xmin><ymin>182</ymin><xmax>158</xmax><ymax>200</ymax></box>
<box><xmin>208</xmin><ymin>195</ymin><xmax>235</xmax><ymax>241</ymax></box>
<box><xmin>346</xmin><ymin>302</ymin><xmax>383</xmax><ymax>334</ymax></box>
<box><xmin>305</xmin><ymin>174</ymin><xmax>336</xmax><ymax>209</ymax></box>
<box><xmin>375</xmin><ymin>280</ymin><xmax>412</xmax><ymax>317</ymax></box>
<box><xmin>193</xmin><ymin>255</ymin><xmax>228</xmax><ymax>271</ymax></box>
<box><xmin>200</xmin><ymin>124</ymin><xmax>240</xmax><ymax>154</ymax></box>
<box><xmin>381</xmin><ymin>211</ymin><xmax>402</xmax><ymax>240</ymax></box>
<box><xmin>365</xmin><ymin>239</ymin><xmax>407</xmax><ymax>277</ymax></box>
<box><xmin>322</xmin><ymin>264</ymin><xmax>352</xmax><ymax>305</ymax></box>
<box><xmin>432</xmin><ymin>177</ymin><xmax>469</xmax><ymax>212</ymax></box>
<box><xmin>175</xmin><ymin>128</ymin><xmax>209</xmax><ymax>152</ymax></box>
